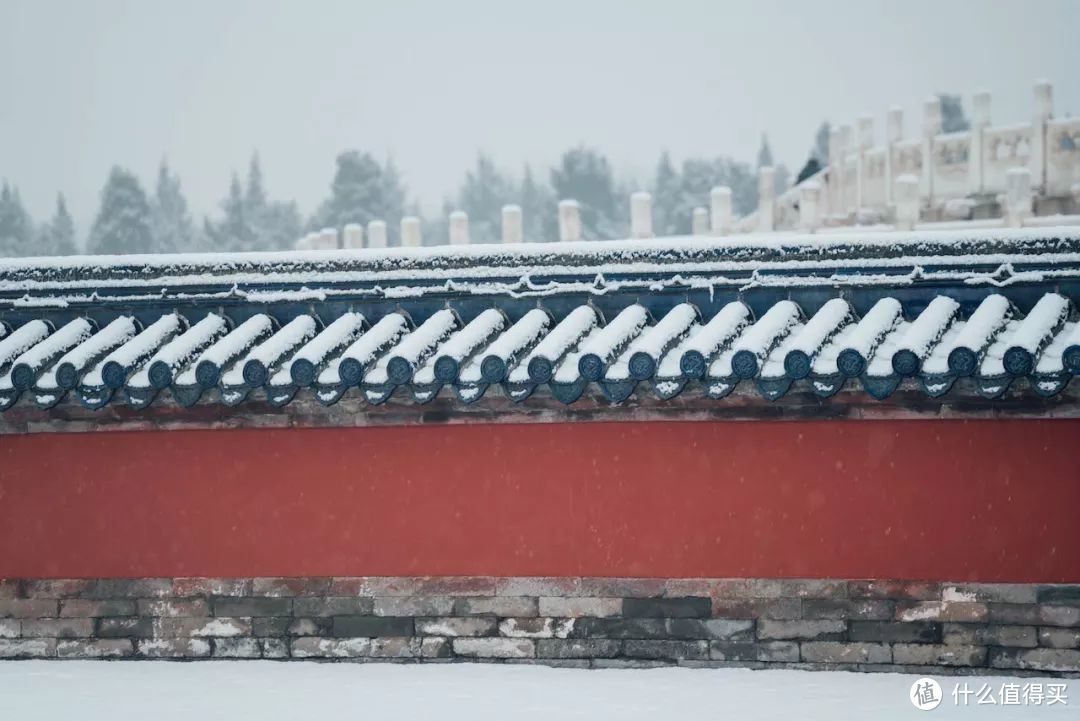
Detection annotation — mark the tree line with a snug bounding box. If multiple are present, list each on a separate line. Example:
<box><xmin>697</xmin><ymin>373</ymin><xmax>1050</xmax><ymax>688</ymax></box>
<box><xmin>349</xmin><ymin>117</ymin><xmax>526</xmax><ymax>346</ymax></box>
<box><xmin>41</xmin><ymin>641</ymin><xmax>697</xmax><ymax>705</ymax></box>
<box><xmin>0</xmin><ymin>133</ymin><xmax>835</xmax><ymax>257</ymax></box>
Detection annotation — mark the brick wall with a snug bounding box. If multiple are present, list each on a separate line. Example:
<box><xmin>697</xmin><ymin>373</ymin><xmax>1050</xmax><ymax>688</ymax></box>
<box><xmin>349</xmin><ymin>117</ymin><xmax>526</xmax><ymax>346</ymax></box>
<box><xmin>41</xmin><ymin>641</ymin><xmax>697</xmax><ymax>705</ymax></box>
<box><xmin>0</xmin><ymin>577</ymin><xmax>1077</xmax><ymax>675</ymax></box>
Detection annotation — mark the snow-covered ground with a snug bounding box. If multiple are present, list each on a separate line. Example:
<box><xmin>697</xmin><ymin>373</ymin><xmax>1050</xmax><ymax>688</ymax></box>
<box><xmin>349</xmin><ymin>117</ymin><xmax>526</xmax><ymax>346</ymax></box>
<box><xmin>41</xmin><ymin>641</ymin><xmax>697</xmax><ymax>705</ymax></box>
<box><xmin>0</xmin><ymin>662</ymin><xmax>1073</xmax><ymax>720</ymax></box>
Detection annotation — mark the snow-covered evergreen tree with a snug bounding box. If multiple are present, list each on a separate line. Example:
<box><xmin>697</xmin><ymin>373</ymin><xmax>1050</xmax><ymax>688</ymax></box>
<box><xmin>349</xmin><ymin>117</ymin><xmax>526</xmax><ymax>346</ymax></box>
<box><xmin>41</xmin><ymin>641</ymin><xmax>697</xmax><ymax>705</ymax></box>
<box><xmin>651</xmin><ymin>151</ymin><xmax>681</xmax><ymax>237</ymax></box>
<box><xmin>87</xmin><ymin>168</ymin><xmax>154</xmax><ymax>255</ymax></box>
<box><xmin>550</xmin><ymin>146</ymin><xmax>619</xmax><ymax>240</ymax></box>
<box><xmin>0</xmin><ymin>183</ymin><xmax>35</xmax><ymax>257</ymax></box>
<box><xmin>812</xmin><ymin>121</ymin><xmax>831</xmax><ymax>163</ymax></box>
<box><xmin>519</xmin><ymin>165</ymin><xmax>555</xmax><ymax>242</ymax></box>
<box><xmin>456</xmin><ymin>153</ymin><xmax>516</xmax><ymax>243</ymax></box>
<box><xmin>938</xmin><ymin>93</ymin><xmax>970</xmax><ymax>133</ymax></box>
<box><xmin>204</xmin><ymin>174</ymin><xmax>257</xmax><ymax>252</ymax></box>
<box><xmin>41</xmin><ymin>194</ymin><xmax>77</xmax><ymax>256</ymax></box>
<box><xmin>151</xmin><ymin>160</ymin><xmax>196</xmax><ymax>253</ymax></box>
<box><xmin>245</xmin><ymin>154</ymin><xmax>301</xmax><ymax>250</ymax></box>
<box><xmin>757</xmin><ymin>135</ymin><xmax>774</xmax><ymax>169</ymax></box>
<box><xmin>309</xmin><ymin>151</ymin><xmax>407</xmax><ymax>244</ymax></box>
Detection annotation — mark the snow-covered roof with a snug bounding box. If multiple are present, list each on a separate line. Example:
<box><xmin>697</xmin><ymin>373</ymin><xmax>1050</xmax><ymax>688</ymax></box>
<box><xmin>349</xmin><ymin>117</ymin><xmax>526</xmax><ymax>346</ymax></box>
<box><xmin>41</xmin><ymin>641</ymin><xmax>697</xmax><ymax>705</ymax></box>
<box><xmin>0</xmin><ymin>225</ymin><xmax>1077</xmax><ymax>415</ymax></box>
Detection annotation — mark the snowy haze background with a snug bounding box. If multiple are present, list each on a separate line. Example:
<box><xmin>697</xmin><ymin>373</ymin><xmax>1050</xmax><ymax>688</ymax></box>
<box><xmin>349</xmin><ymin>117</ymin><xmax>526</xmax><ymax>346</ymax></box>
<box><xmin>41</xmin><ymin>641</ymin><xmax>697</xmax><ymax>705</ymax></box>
<box><xmin>2</xmin><ymin>0</ymin><xmax>1079</xmax><ymax>246</ymax></box>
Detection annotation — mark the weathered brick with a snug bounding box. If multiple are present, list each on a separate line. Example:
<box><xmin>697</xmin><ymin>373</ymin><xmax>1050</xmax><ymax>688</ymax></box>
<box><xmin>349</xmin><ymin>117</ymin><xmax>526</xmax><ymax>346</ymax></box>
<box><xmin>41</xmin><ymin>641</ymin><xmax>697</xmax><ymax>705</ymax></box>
<box><xmin>0</xmin><ymin>620</ymin><xmax>19</xmax><ymax>638</ymax></box>
<box><xmin>156</xmin><ymin>617</ymin><xmax>251</xmax><ymax>638</ymax></box>
<box><xmin>943</xmin><ymin>623</ymin><xmax>1037</xmax><ymax>648</ymax></box>
<box><xmin>420</xmin><ymin>637</ymin><xmax>452</xmax><ymax>658</ymax></box>
<box><xmin>987</xmin><ymin>603</ymin><xmax>1041</xmax><ymax>625</ymax></box>
<box><xmin>213</xmin><ymin>638</ymin><xmax>263</xmax><ymax>658</ymax></box>
<box><xmin>624</xmin><ymin>639</ymin><xmax>708</xmax><ymax>661</ymax></box>
<box><xmin>60</xmin><ymin>599</ymin><xmax>136</xmax><ymax>618</ymax></box>
<box><xmin>710</xmin><ymin>641</ymin><xmax>799</xmax><ymax>662</ymax></box>
<box><xmin>137</xmin><ymin>638</ymin><xmax>211</xmax><ymax>658</ymax></box>
<box><xmin>453</xmin><ymin>596</ymin><xmax>538</xmax><ymax>617</ymax></box>
<box><xmin>538</xmin><ymin>597</ymin><xmax>621</xmax><ymax>618</ymax></box>
<box><xmin>286</xmin><ymin>618</ymin><xmax>331</xmax><ymax>636</ymax></box>
<box><xmin>23</xmin><ymin>579</ymin><xmax>90</xmax><ymax>598</ymax></box>
<box><xmin>0</xmin><ymin>638</ymin><xmax>55</xmax><ymax>658</ymax></box>
<box><xmin>989</xmin><ymin>647</ymin><xmax>1080</xmax><ymax>672</ymax></box>
<box><xmin>0</xmin><ymin>580</ymin><xmax>21</xmax><ymax>598</ymax></box>
<box><xmin>802</xmin><ymin>599</ymin><xmax>893</xmax><ymax>621</ymax></box>
<box><xmin>292</xmin><ymin>597</ymin><xmax>373</xmax><ymax>617</ymax></box>
<box><xmin>663</xmin><ymin>579</ymin><xmax>717</xmax><ymax>597</ymax></box>
<box><xmin>895</xmin><ymin>602</ymin><xmax>988</xmax><ymax>622</ymax></box>
<box><xmin>83</xmin><ymin>579</ymin><xmax>171</xmax><ymax>599</ymax></box>
<box><xmin>758</xmin><ymin>620</ymin><xmax>845</xmax><ymax>641</ymax></box>
<box><xmin>21</xmin><ymin>618</ymin><xmax>93</xmax><ymax>638</ymax></box>
<box><xmin>667</xmin><ymin>619</ymin><xmax>754</xmax><ymax>642</ymax></box>
<box><xmin>498</xmin><ymin>617</ymin><xmax>574</xmax><ymax>639</ymax></box>
<box><xmin>892</xmin><ymin>644</ymin><xmax>987</xmax><ymax>667</ymax></box>
<box><xmin>251</xmin><ymin>577</ymin><xmax>332</xmax><ymax>597</ymax></box>
<box><xmin>173</xmin><ymin>578</ymin><xmax>252</xmax><ymax>597</ymax></box>
<box><xmin>593</xmin><ymin>659</ymin><xmax>672</xmax><ymax>669</ymax></box>
<box><xmin>578</xmin><ymin>578</ymin><xmax>665</xmax><ymax>598</ymax></box>
<box><xmin>942</xmin><ymin>583</ymin><xmax>1036</xmax><ymax>604</ymax></box>
<box><xmin>262</xmin><ymin>638</ymin><xmax>289</xmax><ymax>658</ymax></box>
<box><xmin>624</xmin><ymin>597</ymin><xmax>711</xmax><ymax>619</ymax></box>
<box><xmin>801</xmin><ymin>642</ymin><xmax>891</xmax><ymax>664</ymax></box>
<box><xmin>849</xmin><ymin>621</ymin><xmax>941</xmax><ymax>643</ymax></box>
<box><xmin>373</xmin><ymin>596</ymin><xmax>454</xmax><ymax>617</ymax></box>
<box><xmin>212</xmin><ymin>597</ymin><xmax>290</xmax><ymax>617</ymax></box>
<box><xmin>711</xmin><ymin>579</ymin><xmax>786</xmax><ymax>599</ymax></box>
<box><xmin>452</xmin><ymin>637</ymin><xmax>534</xmax><ymax>658</ymax></box>
<box><xmin>1039</xmin><ymin>627</ymin><xmax>1080</xmax><ymax>649</ymax></box>
<box><xmin>136</xmin><ymin>598</ymin><xmax>209</xmax><ymax>617</ymax></box>
<box><xmin>848</xmin><ymin>580</ymin><xmax>940</xmax><ymax>601</ymax></box>
<box><xmin>0</xmin><ymin>599</ymin><xmax>57</xmax><ymax>618</ymax></box>
<box><xmin>101</xmin><ymin>617</ymin><xmax>157</xmax><ymax>637</ymax></box>
<box><xmin>494</xmin><ymin>577</ymin><xmax>581</xmax><ymax>597</ymax></box>
<box><xmin>537</xmin><ymin>639</ymin><xmax>621</xmax><ymax>659</ymax></box>
<box><xmin>415</xmin><ymin>617</ymin><xmax>497</xmax><ymax>637</ymax></box>
<box><xmin>780</xmin><ymin>580</ymin><xmax>848</xmax><ymax>599</ymax></box>
<box><xmin>1039</xmin><ymin>605</ymin><xmax>1080</xmax><ymax>627</ymax></box>
<box><xmin>569</xmin><ymin>618</ymin><xmax>668</xmax><ymax>639</ymax></box>
<box><xmin>291</xmin><ymin>637</ymin><xmax>371</xmax><ymax>658</ymax></box>
<box><xmin>332</xmin><ymin>616</ymin><xmax>413</xmax><ymax>637</ymax></box>
<box><xmin>711</xmin><ymin>598</ymin><xmax>801</xmax><ymax>620</ymax></box>
<box><xmin>57</xmin><ymin>639</ymin><xmax>133</xmax><ymax>658</ymax></box>
<box><xmin>331</xmin><ymin>577</ymin><xmax>496</xmax><ymax>597</ymax></box>
<box><xmin>1037</xmin><ymin>585</ymin><xmax>1080</xmax><ymax>606</ymax></box>
<box><xmin>251</xmin><ymin>616</ymin><xmax>291</xmax><ymax>636</ymax></box>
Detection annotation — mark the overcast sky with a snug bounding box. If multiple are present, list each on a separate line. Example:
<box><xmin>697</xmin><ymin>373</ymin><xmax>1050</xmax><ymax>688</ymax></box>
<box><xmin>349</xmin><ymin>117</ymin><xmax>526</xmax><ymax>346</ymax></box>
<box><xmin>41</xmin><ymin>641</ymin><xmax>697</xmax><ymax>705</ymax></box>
<box><xmin>2</xmin><ymin>0</ymin><xmax>1078</xmax><ymax>231</ymax></box>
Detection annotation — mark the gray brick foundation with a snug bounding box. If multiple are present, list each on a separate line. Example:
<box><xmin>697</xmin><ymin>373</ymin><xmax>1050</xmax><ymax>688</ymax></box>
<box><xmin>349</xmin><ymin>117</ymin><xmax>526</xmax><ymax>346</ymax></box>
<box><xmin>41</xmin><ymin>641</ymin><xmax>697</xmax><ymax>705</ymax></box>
<box><xmin>0</xmin><ymin>576</ymin><xmax>1077</xmax><ymax>675</ymax></box>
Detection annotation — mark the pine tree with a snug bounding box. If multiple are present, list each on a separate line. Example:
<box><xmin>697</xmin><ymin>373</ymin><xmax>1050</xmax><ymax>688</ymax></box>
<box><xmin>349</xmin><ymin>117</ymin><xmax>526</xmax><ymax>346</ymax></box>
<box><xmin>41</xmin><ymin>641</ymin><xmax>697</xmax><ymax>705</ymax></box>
<box><xmin>243</xmin><ymin>153</ymin><xmax>301</xmax><ymax>250</ymax></box>
<box><xmin>151</xmin><ymin>160</ymin><xmax>195</xmax><ymax>253</ymax></box>
<box><xmin>457</xmin><ymin>153</ymin><xmax>516</xmax><ymax>243</ymax></box>
<box><xmin>519</xmin><ymin>165</ymin><xmax>555</xmax><ymax>242</ymax></box>
<box><xmin>204</xmin><ymin>174</ymin><xmax>257</xmax><ymax>252</ymax></box>
<box><xmin>41</xmin><ymin>194</ymin><xmax>77</xmax><ymax>256</ymax></box>
<box><xmin>652</xmin><ymin>151</ymin><xmax>681</xmax><ymax>237</ymax></box>
<box><xmin>813</xmin><ymin>121</ymin><xmax>831</xmax><ymax>163</ymax></box>
<box><xmin>244</xmin><ymin>154</ymin><xmax>268</xmax><ymax>213</ymax></box>
<box><xmin>309</xmin><ymin>151</ymin><xmax>407</xmax><ymax>244</ymax></box>
<box><xmin>938</xmin><ymin>93</ymin><xmax>970</xmax><ymax>133</ymax></box>
<box><xmin>757</xmin><ymin>135</ymin><xmax>774</xmax><ymax>169</ymax></box>
<box><xmin>550</xmin><ymin>146</ymin><xmax>618</xmax><ymax>240</ymax></box>
<box><xmin>0</xmin><ymin>183</ymin><xmax>35</xmax><ymax>257</ymax></box>
<box><xmin>87</xmin><ymin>167</ymin><xmax>154</xmax><ymax>255</ymax></box>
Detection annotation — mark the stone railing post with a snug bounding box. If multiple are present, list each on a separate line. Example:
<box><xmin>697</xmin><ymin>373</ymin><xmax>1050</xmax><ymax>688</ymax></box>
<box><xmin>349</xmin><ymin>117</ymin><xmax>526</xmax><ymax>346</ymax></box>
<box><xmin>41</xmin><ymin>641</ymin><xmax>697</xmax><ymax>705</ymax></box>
<box><xmin>317</xmin><ymin>227</ymin><xmax>338</xmax><ymax>250</ymax></box>
<box><xmin>400</xmin><ymin>216</ymin><xmax>422</xmax><ymax>247</ymax></box>
<box><xmin>969</xmin><ymin>91</ymin><xmax>991</xmax><ymax>195</ymax></box>
<box><xmin>799</xmin><ymin>181</ymin><xmax>821</xmax><ymax>233</ymax></box>
<box><xmin>921</xmin><ymin>97</ymin><xmax>942</xmax><ymax>205</ymax></box>
<box><xmin>856</xmin><ymin>115</ymin><xmax>873</xmax><ymax>211</ymax></box>
<box><xmin>367</xmin><ymin>220</ymin><xmax>387</xmax><ymax>249</ymax></box>
<box><xmin>558</xmin><ymin>200</ymin><xmax>582</xmax><ymax>242</ymax></box>
<box><xmin>692</xmin><ymin>207</ymin><xmax>709</xmax><ymax>236</ymax></box>
<box><xmin>757</xmin><ymin>167</ymin><xmax>775</xmax><ymax>232</ymax></box>
<box><xmin>501</xmin><ymin>204</ymin><xmax>523</xmax><ymax>243</ymax></box>
<box><xmin>343</xmin><ymin>223</ymin><xmax>364</xmax><ymax>249</ymax></box>
<box><xmin>885</xmin><ymin>106</ymin><xmax>903</xmax><ymax>205</ymax></box>
<box><xmin>1031</xmin><ymin>80</ymin><xmax>1053</xmax><ymax>191</ymax></box>
<box><xmin>710</xmin><ymin>186</ymin><xmax>732</xmax><ymax>236</ymax></box>
<box><xmin>630</xmin><ymin>192</ymin><xmax>652</xmax><ymax>239</ymax></box>
<box><xmin>894</xmin><ymin>174</ymin><xmax>920</xmax><ymax>231</ymax></box>
<box><xmin>1006</xmin><ymin>167</ymin><xmax>1033</xmax><ymax>228</ymax></box>
<box><xmin>449</xmin><ymin>211</ymin><xmax>470</xmax><ymax>245</ymax></box>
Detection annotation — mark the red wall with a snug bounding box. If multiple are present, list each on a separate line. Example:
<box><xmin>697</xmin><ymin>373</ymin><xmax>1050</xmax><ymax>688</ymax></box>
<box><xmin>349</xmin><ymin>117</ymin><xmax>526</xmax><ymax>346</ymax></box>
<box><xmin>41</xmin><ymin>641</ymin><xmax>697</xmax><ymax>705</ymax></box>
<box><xmin>0</xmin><ymin>420</ymin><xmax>1077</xmax><ymax>582</ymax></box>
